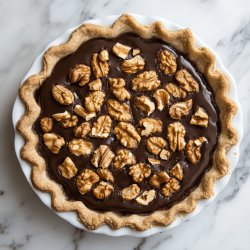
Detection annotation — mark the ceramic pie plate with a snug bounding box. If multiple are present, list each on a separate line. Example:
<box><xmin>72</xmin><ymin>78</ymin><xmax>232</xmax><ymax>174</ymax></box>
<box><xmin>12</xmin><ymin>14</ymin><xmax>243</xmax><ymax>237</ymax></box>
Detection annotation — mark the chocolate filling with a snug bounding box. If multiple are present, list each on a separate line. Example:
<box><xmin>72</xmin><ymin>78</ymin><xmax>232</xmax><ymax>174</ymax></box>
<box><xmin>34</xmin><ymin>33</ymin><xmax>219</xmax><ymax>214</ymax></box>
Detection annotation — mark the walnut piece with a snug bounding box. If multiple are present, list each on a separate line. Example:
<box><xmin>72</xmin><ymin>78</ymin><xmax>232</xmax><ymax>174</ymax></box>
<box><xmin>99</xmin><ymin>49</ymin><xmax>109</xmax><ymax>61</ymax></box>
<box><xmin>165</xmin><ymin>83</ymin><xmax>187</xmax><ymax>99</ymax></box>
<box><xmin>170</xmin><ymin>163</ymin><xmax>183</xmax><ymax>181</ymax></box>
<box><xmin>112</xmin><ymin>43</ymin><xmax>131</xmax><ymax>59</ymax></box>
<box><xmin>175</xmin><ymin>69</ymin><xmax>199</xmax><ymax>93</ymax></box>
<box><xmin>73</xmin><ymin>104</ymin><xmax>96</xmax><ymax>121</ymax></box>
<box><xmin>113</xmin><ymin>149</ymin><xmax>136</xmax><ymax>169</ymax></box>
<box><xmin>121</xmin><ymin>184</ymin><xmax>140</xmax><ymax>201</ymax></box>
<box><xmin>85</xmin><ymin>91</ymin><xmax>105</xmax><ymax>112</ymax></box>
<box><xmin>89</xmin><ymin>79</ymin><xmax>102</xmax><ymax>90</ymax></box>
<box><xmin>120</xmin><ymin>55</ymin><xmax>145</xmax><ymax>74</ymax></box>
<box><xmin>97</xmin><ymin>169</ymin><xmax>114</xmax><ymax>183</ymax></box>
<box><xmin>74</xmin><ymin>122</ymin><xmax>91</xmax><ymax>138</ymax></box>
<box><xmin>43</xmin><ymin>133</ymin><xmax>65</xmax><ymax>154</ymax></box>
<box><xmin>158</xmin><ymin>50</ymin><xmax>177</xmax><ymax>75</ymax></box>
<box><xmin>186</xmin><ymin>137</ymin><xmax>207</xmax><ymax>164</ymax></box>
<box><xmin>162</xmin><ymin>178</ymin><xmax>180</xmax><ymax>197</ymax></box>
<box><xmin>76</xmin><ymin>169</ymin><xmax>99</xmax><ymax>195</ymax></box>
<box><xmin>153</xmin><ymin>89</ymin><xmax>170</xmax><ymax>110</ymax></box>
<box><xmin>90</xmin><ymin>115</ymin><xmax>112</xmax><ymax>138</ymax></box>
<box><xmin>51</xmin><ymin>85</ymin><xmax>74</xmax><ymax>106</ymax></box>
<box><xmin>40</xmin><ymin>117</ymin><xmax>53</xmax><ymax>132</ymax></box>
<box><xmin>52</xmin><ymin>111</ymin><xmax>78</xmax><ymax>128</ymax></box>
<box><xmin>149</xmin><ymin>171</ymin><xmax>170</xmax><ymax>188</ymax></box>
<box><xmin>107</xmin><ymin>99</ymin><xmax>132</xmax><ymax>122</ymax></box>
<box><xmin>93</xmin><ymin>181</ymin><xmax>114</xmax><ymax>199</ymax></box>
<box><xmin>114</xmin><ymin>122</ymin><xmax>141</xmax><ymax>149</ymax></box>
<box><xmin>147</xmin><ymin>158</ymin><xmax>161</xmax><ymax>165</ymax></box>
<box><xmin>134</xmin><ymin>96</ymin><xmax>155</xmax><ymax>115</ymax></box>
<box><xmin>167</xmin><ymin>122</ymin><xmax>186</xmax><ymax>152</ymax></box>
<box><xmin>138</xmin><ymin>118</ymin><xmax>162</xmax><ymax>137</ymax></box>
<box><xmin>108</xmin><ymin>78</ymin><xmax>130</xmax><ymax>101</ymax></box>
<box><xmin>91</xmin><ymin>51</ymin><xmax>109</xmax><ymax>78</ymax></box>
<box><xmin>129</xmin><ymin>163</ymin><xmax>151</xmax><ymax>183</ymax></box>
<box><xmin>190</xmin><ymin>107</ymin><xmax>209</xmax><ymax>127</ymax></box>
<box><xmin>58</xmin><ymin>157</ymin><xmax>77</xmax><ymax>179</ymax></box>
<box><xmin>132</xmin><ymin>71</ymin><xmax>161</xmax><ymax>91</ymax></box>
<box><xmin>91</xmin><ymin>145</ymin><xmax>115</xmax><ymax>169</ymax></box>
<box><xmin>136</xmin><ymin>190</ymin><xmax>156</xmax><ymax>206</ymax></box>
<box><xmin>132</xmin><ymin>49</ymin><xmax>140</xmax><ymax>56</ymax></box>
<box><xmin>169</xmin><ymin>99</ymin><xmax>192</xmax><ymax>120</ymax></box>
<box><xmin>68</xmin><ymin>138</ymin><xmax>93</xmax><ymax>156</ymax></box>
<box><xmin>159</xmin><ymin>149</ymin><xmax>170</xmax><ymax>161</ymax></box>
<box><xmin>69</xmin><ymin>64</ymin><xmax>91</xmax><ymax>86</ymax></box>
<box><xmin>146</xmin><ymin>137</ymin><xmax>167</xmax><ymax>155</ymax></box>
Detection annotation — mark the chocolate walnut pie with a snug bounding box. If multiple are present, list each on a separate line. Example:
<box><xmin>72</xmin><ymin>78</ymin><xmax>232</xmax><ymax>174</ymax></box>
<box><xmin>17</xmin><ymin>15</ymin><xmax>238</xmax><ymax>231</ymax></box>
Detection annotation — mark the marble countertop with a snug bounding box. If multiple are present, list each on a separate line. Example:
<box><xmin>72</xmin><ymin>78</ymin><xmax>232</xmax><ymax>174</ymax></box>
<box><xmin>1</xmin><ymin>0</ymin><xmax>250</xmax><ymax>249</ymax></box>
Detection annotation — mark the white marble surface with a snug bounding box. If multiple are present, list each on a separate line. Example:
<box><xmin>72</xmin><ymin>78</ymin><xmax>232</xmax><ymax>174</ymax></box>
<box><xmin>0</xmin><ymin>0</ymin><xmax>250</xmax><ymax>249</ymax></box>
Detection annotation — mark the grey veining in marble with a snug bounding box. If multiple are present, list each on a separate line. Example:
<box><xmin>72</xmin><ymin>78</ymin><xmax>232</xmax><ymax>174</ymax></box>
<box><xmin>0</xmin><ymin>0</ymin><xmax>250</xmax><ymax>249</ymax></box>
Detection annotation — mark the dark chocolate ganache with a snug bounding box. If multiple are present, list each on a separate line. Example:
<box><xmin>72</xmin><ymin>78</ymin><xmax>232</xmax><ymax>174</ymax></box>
<box><xmin>34</xmin><ymin>33</ymin><xmax>219</xmax><ymax>214</ymax></box>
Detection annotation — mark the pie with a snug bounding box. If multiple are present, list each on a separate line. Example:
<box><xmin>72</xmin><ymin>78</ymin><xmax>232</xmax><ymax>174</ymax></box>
<box><xmin>17</xmin><ymin>14</ymin><xmax>238</xmax><ymax>231</ymax></box>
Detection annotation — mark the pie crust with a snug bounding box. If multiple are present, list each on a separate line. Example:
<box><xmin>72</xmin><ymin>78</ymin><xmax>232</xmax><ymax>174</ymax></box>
<box><xmin>17</xmin><ymin>14</ymin><xmax>238</xmax><ymax>231</ymax></box>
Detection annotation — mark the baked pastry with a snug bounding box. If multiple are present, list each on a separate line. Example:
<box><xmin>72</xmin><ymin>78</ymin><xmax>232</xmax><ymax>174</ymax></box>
<box><xmin>17</xmin><ymin>14</ymin><xmax>238</xmax><ymax>231</ymax></box>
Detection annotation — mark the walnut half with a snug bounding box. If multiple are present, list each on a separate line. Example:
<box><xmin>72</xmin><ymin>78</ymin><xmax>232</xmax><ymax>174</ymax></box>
<box><xmin>121</xmin><ymin>184</ymin><xmax>140</xmax><ymax>201</ymax></box>
<box><xmin>91</xmin><ymin>51</ymin><xmax>109</xmax><ymax>78</ymax></box>
<box><xmin>90</xmin><ymin>115</ymin><xmax>112</xmax><ymax>138</ymax></box>
<box><xmin>51</xmin><ymin>85</ymin><xmax>74</xmax><ymax>106</ymax></box>
<box><xmin>158</xmin><ymin>50</ymin><xmax>177</xmax><ymax>75</ymax></box>
<box><xmin>169</xmin><ymin>99</ymin><xmax>192</xmax><ymax>120</ymax></box>
<box><xmin>120</xmin><ymin>55</ymin><xmax>145</xmax><ymax>74</ymax></box>
<box><xmin>186</xmin><ymin>137</ymin><xmax>207</xmax><ymax>164</ymax></box>
<box><xmin>68</xmin><ymin>139</ymin><xmax>93</xmax><ymax>156</ymax></box>
<box><xmin>138</xmin><ymin>118</ymin><xmax>162</xmax><ymax>137</ymax></box>
<box><xmin>107</xmin><ymin>99</ymin><xmax>132</xmax><ymax>122</ymax></box>
<box><xmin>134</xmin><ymin>96</ymin><xmax>155</xmax><ymax>115</ymax></box>
<box><xmin>69</xmin><ymin>64</ymin><xmax>91</xmax><ymax>86</ymax></box>
<box><xmin>190</xmin><ymin>107</ymin><xmax>209</xmax><ymax>127</ymax></box>
<box><xmin>43</xmin><ymin>133</ymin><xmax>65</xmax><ymax>154</ymax></box>
<box><xmin>58</xmin><ymin>157</ymin><xmax>77</xmax><ymax>179</ymax></box>
<box><xmin>93</xmin><ymin>181</ymin><xmax>114</xmax><ymax>199</ymax></box>
<box><xmin>136</xmin><ymin>190</ymin><xmax>156</xmax><ymax>206</ymax></box>
<box><xmin>129</xmin><ymin>163</ymin><xmax>151</xmax><ymax>183</ymax></box>
<box><xmin>113</xmin><ymin>149</ymin><xmax>136</xmax><ymax>169</ymax></box>
<box><xmin>167</xmin><ymin>122</ymin><xmax>186</xmax><ymax>152</ymax></box>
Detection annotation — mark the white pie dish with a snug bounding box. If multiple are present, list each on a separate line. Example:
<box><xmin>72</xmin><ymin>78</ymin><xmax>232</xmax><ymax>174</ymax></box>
<box><xmin>12</xmin><ymin>14</ymin><xmax>243</xmax><ymax>237</ymax></box>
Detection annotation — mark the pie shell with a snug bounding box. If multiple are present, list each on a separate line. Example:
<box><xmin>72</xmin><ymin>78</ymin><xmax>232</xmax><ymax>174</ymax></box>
<box><xmin>17</xmin><ymin>14</ymin><xmax>238</xmax><ymax>231</ymax></box>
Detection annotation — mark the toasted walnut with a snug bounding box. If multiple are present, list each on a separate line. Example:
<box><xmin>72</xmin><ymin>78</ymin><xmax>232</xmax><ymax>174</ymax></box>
<box><xmin>162</xmin><ymin>178</ymin><xmax>180</xmax><ymax>197</ymax></box>
<box><xmin>169</xmin><ymin>99</ymin><xmax>192</xmax><ymax>120</ymax></box>
<box><xmin>158</xmin><ymin>50</ymin><xmax>177</xmax><ymax>75</ymax></box>
<box><xmin>97</xmin><ymin>169</ymin><xmax>114</xmax><ymax>183</ymax></box>
<box><xmin>170</xmin><ymin>163</ymin><xmax>183</xmax><ymax>181</ymax></box>
<box><xmin>129</xmin><ymin>163</ymin><xmax>151</xmax><ymax>183</ymax></box>
<box><xmin>91</xmin><ymin>52</ymin><xmax>109</xmax><ymax>78</ymax></box>
<box><xmin>52</xmin><ymin>111</ymin><xmax>78</xmax><ymax>128</ymax></box>
<box><xmin>76</xmin><ymin>169</ymin><xmax>99</xmax><ymax>195</ymax></box>
<box><xmin>89</xmin><ymin>79</ymin><xmax>102</xmax><ymax>90</ymax></box>
<box><xmin>134</xmin><ymin>96</ymin><xmax>155</xmax><ymax>115</ymax></box>
<box><xmin>186</xmin><ymin>137</ymin><xmax>207</xmax><ymax>164</ymax></box>
<box><xmin>107</xmin><ymin>99</ymin><xmax>132</xmax><ymax>122</ymax></box>
<box><xmin>165</xmin><ymin>83</ymin><xmax>187</xmax><ymax>99</ymax></box>
<box><xmin>114</xmin><ymin>122</ymin><xmax>141</xmax><ymax>149</ymax></box>
<box><xmin>132</xmin><ymin>49</ymin><xmax>140</xmax><ymax>56</ymax></box>
<box><xmin>136</xmin><ymin>190</ymin><xmax>156</xmax><ymax>206</ymax></box>
<box><xmin>147</xmin><ymin>158</ymin><xmax>161</xmax><ymax>165</ymax></box>
<box><xmin>138</xmin><ymin>118</ymin><xmax>162</xmax><ymax>137</ymax></box>
<box><xmin>113</xmin><ymin>149</ymin><xmax>136</xmax><ymax>169</ymax></box>
<box><xmin>120</xmin><ymin>55</ymin><xmax>145</xmax><ymax>74</ymax></box>
<box><xmin>153</xmin><ymin>89</ymin><xmax>170</xmax><ymax>110</ymax></box>
<box><xmin>190</xmin><ymin>107</ymin><xmax>208</xmax><ymax>127</ymax></box>
<box><xmin>132</xmin><ymin>71</ymin><xmax>161</xmax><ymax>91</ymax></box>
<box><xmin>58</xmin><ymin>157</ymin><xmax>77</xmax><ymax>179</ymax></box>
<box><xmin>167</xmin><ymin>122</ymin><xmax>186</xmax><ymax>152</ymax></box>
<box><xmin>93</xmin><ymin>181</ymin><xmax>114</xmax><ymax>199</ymax></box>
<box><xmin>85</xmin><ymin>91</ymin><xmax>105</xmax><ymax>112</ymax></box>
<box><xmin>74</xmin><ymin>122</ymin><xmax>91</xmax><ymax>138</ymax></box>
<box><xmin>146</xmin><ymin>137</ymin><xmax>167</xmax><ymax>155</ymax></box>
<box><xmin>73</xmin><ymin>104</ymin><xmax>96</xmax><ymax>121</ymax></box>
<box><xmin>51</xmin><ymin>85</ymin><xmax>74</xmax><ymax>105</ymax></box>
<box><xmin>149</xmin><ymin>171</ymin><xmax>170</xmax><ymax>188</ymax></box>
<box><xmin>69</xmin><ymin>64</ymin><xmax>91</xmax><ymax>86</ymax></box>
<box><xmin>121</xmin><ymin>184</ymin><xmax>140</xmax><ymax>201</ymax></box>
<box><xmin>99</xmin><ymin>49</ymin><xmax>109</xmax><ymax>61</ymax></box>
<box><xmin>91</xmin><ymin>145</ymin><xmax>115</xmax><ymax>169</ymax></box>
<box><xmin>175</xmin><ymin>69</ymin><xmax>199</xmax><ymax>93</ymax></box>
<box><xmin>43</xmin><ymin>133</ymin><xmax>65</xmax><ymax>154</ymax></box>
<box><xmin>68</xmin><ymin>138</ymin><xmax>93</xmax><ymax>156</ymax></box>
<box><xmin>90</xmin><ymin>115</ymin><xmax>112</xmax><ymax>138</ymax></box>
<box><xmin>40</xmin><ymin>117</ymin><xmax>53</xmax><ymax>132</ymax></box>
<box><xmin>108</xmin><ymin>78</ymin><xmax>130</xmax><ymax>101</ymax></box>
<box><xmin>159</xmin><ymin>149</ymin><xmax>170</xmax><ymax>161</ymax></box>
<box><xmin>112</xmin><ymin>43</ymin><xmax>131</xmax><ymax>59</ymax></box>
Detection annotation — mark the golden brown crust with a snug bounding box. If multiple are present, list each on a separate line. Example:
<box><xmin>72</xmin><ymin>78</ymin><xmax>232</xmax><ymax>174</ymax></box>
<box><xmin>17</xmin><ymin>14</ymin><xmax>238</xmax><ymax>231</ymax></box>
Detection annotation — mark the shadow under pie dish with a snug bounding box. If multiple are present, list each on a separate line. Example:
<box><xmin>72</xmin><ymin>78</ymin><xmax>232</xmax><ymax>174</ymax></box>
<box><xmin>17</xmin><ymin>14</ymin><xmax>238</xmax><ymax>231</ymax></box>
